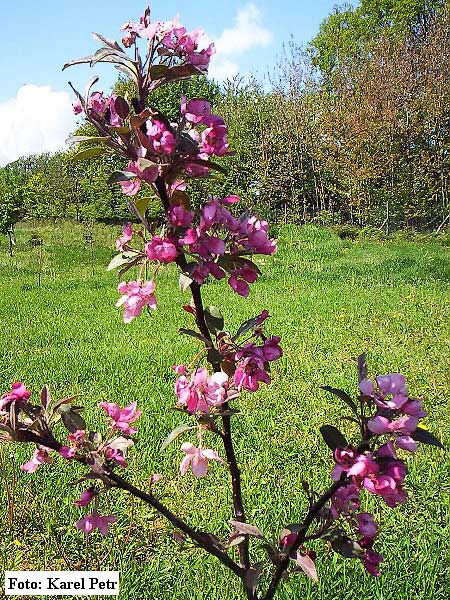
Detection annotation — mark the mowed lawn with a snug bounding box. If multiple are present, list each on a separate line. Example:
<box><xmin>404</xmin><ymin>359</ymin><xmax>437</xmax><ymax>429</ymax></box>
<box><xmin>0</xmin><ymin>220</ymin><xmax>449</xmax><ymax>600</ymax></box>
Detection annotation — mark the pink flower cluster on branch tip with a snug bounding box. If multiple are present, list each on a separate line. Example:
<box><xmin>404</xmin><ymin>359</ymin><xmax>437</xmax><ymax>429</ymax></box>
<box><xmin>361</xmin><ymin>373</ymin><xmax>427</xmax><ymax>452</ymax></box>
<box><xmin>234</xmin><ymin>337</ymin><xmax>282</xmax><ymax>392</ymax></box>
<box><xmin>120</xmin><ymin>9</ymin><xmax>215</xmax><ymax>69</ymax></box>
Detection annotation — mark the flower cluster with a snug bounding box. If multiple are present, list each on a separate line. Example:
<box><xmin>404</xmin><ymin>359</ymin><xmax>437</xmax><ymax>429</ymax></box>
<box><xmin>233</xmin><ymin>336</ymin><xmax>282</xmax><ymax>392</ymax></box>
<box><xmin>115</xmin><ymin>280</ymin><xmax>157</xmax><ymax>323</ymax></box>
<box><xmin>113</xmin><ymin>97</ymin><xmax>229</xmax><ymax>196</ymax></box>
<box><xmin>72</xmin><ymin>91</ymin><xmax>129</xmax><ymax>129</ymax></box>
<box><xmin>2</xmin><ymin>381</ymin><xmax>142</xmax><ymax>539</ymax></box>
<box><xmin>326</xmin><ymin>372</ymin><xmax>429</xmax><ymax>576</ymax></box>
<box><xmin>175</xmin><ymin>367</ymin><xmax>230</xmax><ymax>414</ymax></box>
<box><xmin>112</xmin><ymin>196</ymin><xmax>277</xmax><ymax>323</ymax></box>
<box><xmin>120</xmin><ymin>9</ymin><xmax>215</xmax><ymax>70</ymax></box>
<box><xmin>363</xmin><ymin>373</ymin><xmax>427</xmax><ymax>452</ymax></box>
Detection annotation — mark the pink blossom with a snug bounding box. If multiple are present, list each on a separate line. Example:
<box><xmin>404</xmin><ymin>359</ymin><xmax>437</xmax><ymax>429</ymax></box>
<box><xmin>145</xmin><ymin>236</ymin><xmax>178</xmax><ymax>263</ymax></box>
<box><xmin>200</xmin><ymin>117</ymin><xmax>228</xmax><ymax>157</ymax></box>
<box><xmin>75</xmin><ymin>513</ymin><xmax>117</xmax><ymax>536</ymax></box>
<box><xmin>187</xmin><ymin>43</ymin><xmax>215</xmax><ymax>69</ymax></box>
<box><xmin>229</xmin><ymin>274</ymin><xmax>250</xmax><ymax>297</ymax></box>
<box><xmin>115</xmin><ymin>223</ymin><xmax>133</xmax><ymax>252</ymax></box>
<box><xmin>330</xmin><ymin>484</ymin><xmax>360</xmax><ymax>518</ymax></box>
<box><xmin>395</xmin><ymin>435</ymin><xmax>418</xmax><ymax>452</ymax></box>
<box><xmin>256</xmin><ymin>310</ymin><xmax>270</xmax><ymax>325</ymax></box>
<box><xmin>402</xmin><ymin>399</ymin><xmax>427</xmax><ymax>418</ymax></box>
<box><xmin>222</xmin><ymin>195</ymin><xmax>240</xmax><ymax>204</ymax></box>
<box><xmin>74</xmin><ymin>489</ymin><xmax>95</xmax><ymax>507</ymax></box>
<box><xmin>0</xmin><ymin>382</ymin><xmax>31</xmax><ymax>410</ymax></box>
<box><xmin>20</xmin><ymin>448</ymin><xmax>52</xmax><ymax>473</ymax></box>
<box><xmin>359</xmin><ymin>378</ymin><xmax>374</xmax><ymax>396</ymax></box>
<box><xmin>234</xmin><ymin>355</ymin><xmax>270</xmax><ymax>392</ymax></box>
<box><xmin>146</xmin><ymin>119</ymin><xmax>177</xmax><ymax>155</ymax></box>
<box><xmin>169</xmin><ymin>205</ymin><xmax>194</xmax><ymax>227</ymax></box>
<box><xmin>107</xmin><ymin>94</ymin><xmax>123</xmax><ymax>127</ymax></box>
<box><xmin>116</xmin><ymin>280</ymin><xmax>157</xmax><ymax>323</ymax></box>
<box><xmin>362</xmin><ymin>460</ymin><xmax>408</xmax><ymax>507</ymax></box>
<box><xmin>347</xmin><ymin>454</ymin><xmax>379</xmax><ymax>478</ymax></box>
<box><xmin>363</xmin><ymin>548</ymin><xmax>383</xmax><ymax>576</ymax></box>
<box><xmin>376</xmin><ymin>374</ymin><xmax>407</xmax><ymax>396</ymax></box>
<box><xmin>356</xmin><ymin>513</ymin><xmax>378</xmax><ymax>538</ymax></box>
<box><xmin>368</xmin><ymin>414</ymin><xmax>419</xmax><ymax>436</ymax></box>
<box><xmin>118</xmin><ymin>160</ymin><xmax>158</xmax><ymax>197</ymax></box>
<box><xmin>88</xmin><ymin>91</ymin><xmax>107</xmax><ymax>117</ymax></box>
<box><xmin>72</xmin><ymin>99</ymin><xmax>83</xmax><ymax>115</ymax></box>
<box><xmin>377</xmin><ymin>441</ymin><xmax>397</xmax><ymax>458</ymax></box>
<box><xmin>175</xmin><ymin>368</ymin><xmax>229</xmax><ymax>414</ymax></box>
<box><xmin>184</xmin><ymin>160</ymin><xmax>210</xmax><ymax>178</ymax></box>
<box><xmin>104</xmin><ymin>446</ymin><xmax>128</xmax><ymax>468</ymax></box>
<box><xmin>68</xmin><ymin>430</ymin><xmax>86</xmax><ymax>445</ymax></box>
<box><xmin>263</xmin><ymin>336</ymin><xmax>283</xmax><ymax>361</ymax></box>
<box><xmin>182</xmin><ymin>97</ymin><xmax>212</xmax><ymax>124</ymax></box>
<box><xmin>99</xmin><ymin>401</ymin><xmax>141</xmax><ymax>435</ymax></box>
<box><xmin>59</xmin><ymin>446</ymin><xmax>77</xmax><ymax>459</ymax></box>
<box><xmin>179</xmin><ymin>443</ymin><xmax>223</xmax><ymax>478</ymax></box>
<box><xmin>173</xmin><ymin>365</ymin><xmax>187</xmax><ymax>375</ymax></box>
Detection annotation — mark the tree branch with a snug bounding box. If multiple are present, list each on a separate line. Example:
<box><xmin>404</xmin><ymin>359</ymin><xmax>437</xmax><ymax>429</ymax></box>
<box><xmin>21</xmin><ymin>430</ymin><xmax>244</xmax><ymax>578</ymax></box>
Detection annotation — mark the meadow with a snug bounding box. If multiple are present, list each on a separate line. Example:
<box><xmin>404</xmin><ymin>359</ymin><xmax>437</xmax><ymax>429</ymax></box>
<box><xmin>0</xmin><ymin>220</ymin><xmax>449</xmax><ymax>600</ymax></box>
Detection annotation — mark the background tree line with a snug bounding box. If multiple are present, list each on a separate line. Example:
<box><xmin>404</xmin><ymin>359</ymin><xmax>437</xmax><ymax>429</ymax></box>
<box><xmin>1</xmin><ymin>0</ymin><xmax>449</xmax><ymax>234</ymax></box>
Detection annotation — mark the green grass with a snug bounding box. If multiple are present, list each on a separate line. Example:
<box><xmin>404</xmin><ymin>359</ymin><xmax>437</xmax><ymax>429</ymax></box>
<box><xmin>0</xmin><ymin>220</ymin><xmax>449</xmax><ymax>600</ymax></box>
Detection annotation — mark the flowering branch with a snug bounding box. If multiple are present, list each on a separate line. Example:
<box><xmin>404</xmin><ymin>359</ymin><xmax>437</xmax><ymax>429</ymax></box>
<box><xmin>2</xmin><ymin>6</ymin><xmax>444</xmax><ymax>600</ymax></box>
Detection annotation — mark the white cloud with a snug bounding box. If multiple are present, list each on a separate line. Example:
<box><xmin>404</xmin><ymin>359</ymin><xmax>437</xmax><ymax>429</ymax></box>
<box><xmin>209</xmin><ymin>3</ymin><xmax>273</xmax><ymax>81</ymax></box>
<box><xmin>0</xmin><ymin>85</ymin><xmax>76</xmax><ymax>166</ymax></box>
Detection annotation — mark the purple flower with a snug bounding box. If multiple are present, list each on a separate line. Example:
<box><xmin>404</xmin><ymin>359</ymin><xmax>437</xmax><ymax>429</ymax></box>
<box><xmin>75</xmin><ymin>513</ymin><xmax>117</xmax><ymax>536</ymax></box>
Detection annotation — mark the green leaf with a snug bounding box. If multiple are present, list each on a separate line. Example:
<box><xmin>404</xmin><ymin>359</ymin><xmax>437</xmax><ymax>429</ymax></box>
<box><xmin>233</xmin><ymin>316</ymin><xmax>260</xmax><ymax>340</ymax></box>
<box><xmin>319</xmin><ymin>425</ymin><xmax>348</xmax><ymax>451</ymax></box>
<box><xmin>149</xmin><ymin>64</ymin><xmax>170</xmax><ymax>80</ymax></box>
<box><xmin>411</xmin><ymin>427</ymin><xmax>444</xmax><ymax>449</ymax></box>
<box><xmin>321</xmin><ymin>386</ymin><xmax>358</xmax><ymax>414</ymax></box>
<box><xmin>107</xmin><ymin>251</ymin><xmax>139</xmax><ymax>271</ymax></box>
<box><xmin>204</xmin><ymin>306</ymin><xmax>224</xmax><ymax>335</ymax></box>
<box><xmin>160</xmin><ymin>423</ymin><xmax>195</xmax><ymax>451</ymax></box>
<box><xmin>67</xmin><ymin>135</ymin><xmax>110</xmax><ymax>144</ymax></box>
<box><xmin>72</xmin><ymin>147</ymin><xmax>107</xmax><ymax>161</ymax></box>
<box><xmin>179</xmin><ymin>328</ymin><xmax>209</xmax><ymax>343</ymax></box>
<box><xmin>137</xmin><ymin>158</ymin><xmax>158</xmax><ymax>171</ymax></box>
<box><xmin>107</xmin><ymin>171</ymin><xmax>136</xmax><ymax>184</ymax></box>
<box><xmin>134</xmin><ymin>196</ymin><xmax>154</xmax><ymax>218</ymax></box>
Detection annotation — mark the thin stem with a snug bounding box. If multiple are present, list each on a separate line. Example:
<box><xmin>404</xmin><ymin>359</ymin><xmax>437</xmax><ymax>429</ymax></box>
<box><xmin>154</xmin><ymin>175</ymin><xmax>251</xmax><ymax>570</ymax></box>
<box><xmin>263</xmin><ymin>479</ymin><xmax>346</xmax><ymax>600</ymax></box>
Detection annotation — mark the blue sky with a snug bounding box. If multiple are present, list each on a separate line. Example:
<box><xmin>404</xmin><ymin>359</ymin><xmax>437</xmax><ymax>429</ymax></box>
<box><xmin>0</xmin><ymin>1</ymin><xmax>348</xmax><ymax>165</ymax></box>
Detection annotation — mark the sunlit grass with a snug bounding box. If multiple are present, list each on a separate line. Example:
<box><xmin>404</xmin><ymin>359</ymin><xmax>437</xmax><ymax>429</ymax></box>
<box><xmin>0</xmin><ymin>220</ymin><xmax>449</xmax><ymax>599</ymax></box>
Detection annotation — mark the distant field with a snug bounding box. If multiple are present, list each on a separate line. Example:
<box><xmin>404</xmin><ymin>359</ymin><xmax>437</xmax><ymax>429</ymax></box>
<box><xmin>0</xmin><ymin>220</ymin><xmax>449</xmax><ymax>600</ymax></box>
